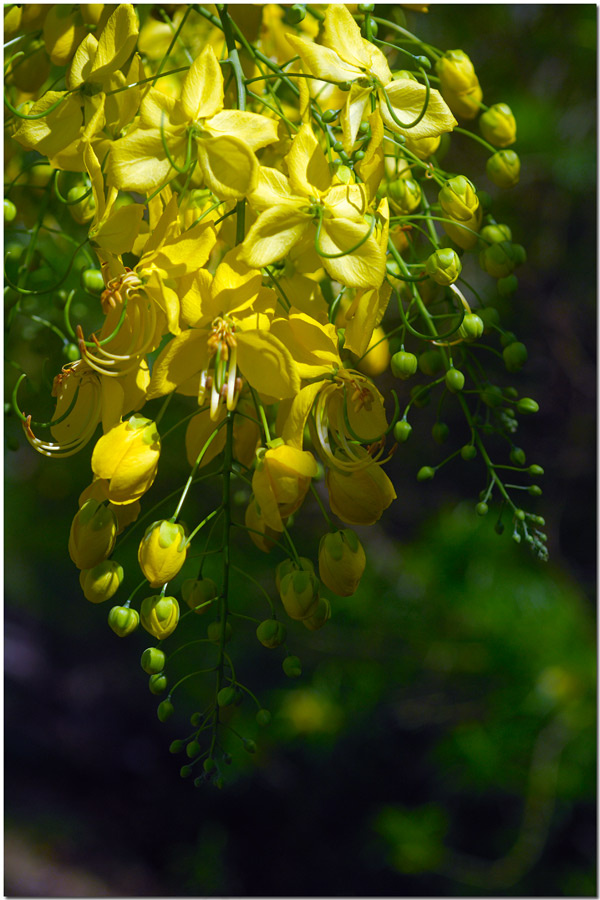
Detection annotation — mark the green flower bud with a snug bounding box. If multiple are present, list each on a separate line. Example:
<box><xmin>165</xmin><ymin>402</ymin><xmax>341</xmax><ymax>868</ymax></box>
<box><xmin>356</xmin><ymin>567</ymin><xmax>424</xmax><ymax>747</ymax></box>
<box><xmin>170</xmin><ymin>740</ymin><xmax>185</xmax><ymax>754</ymax></box>
<box><xmin>244</xmin><ymin>739</ymin><xmax>257</xmax><ymax>754</ymax></box>
<box><xmin>287</xmin><ymin>4</ymin><xmax>306</xmax><ymax>24</ymax></box>
<box><xmin>279</xmin><ymin>570</ymin><xmax>320</xmax><ymax>620</ymax></box>
<box><xmin>486</xmin><ymin>150</ymin><xmax>520</xmax><ymax>188</ymax></box>
<box><xmin>149</xmin><ymin>673</ymin><xmax>168</xmax><ymax>695</ymax></box>
<box><xmin>68</xmin><ymin>186</ymin><xmax>96</xmax><ymax>224</ymax></box>
<box><xmin>79</xmin><ymin>560</ymin><xmax>124</xmax><ymax>604</ymax></box>
<box><xmin>517</xmin><ymin>398</ymin><xmax>539</xmax><ymax>415</ymax></box>
<box><xmin>275</xmin><ymin>557</ymin><xmax>314</xmax><ymax>592</ymax></box>
<box><xmin>481</xmin><ymin>384</ymin><xmax>504</xmax><ymax>407</ymax></box>
<box><xmin>217</xmin><ymin>686</ymin><xmax>236</xmax><ymax>707</ymax></box>
<box><xmin>390</xmin><ymin>350</ymin><xmax>418</xmax><ymax>380</ymax></box>
<box><xmin>528</xmin><ymin>464</ymin><xmax>544</xmax><ymax>477</ymax></box>
<box><xmin>141</xmin><ymin>595</ymin><xmax>180</xmax><ymax>640</ymax></box>
<box><xmin>63</xmin><ymin>343</ymin><xmax>80</xmax><ymax>362</ymax></box>
<box><xmin>80</xmin><ymin>268</ymin><xmax>105</xmax><ymax>294</ymax></box>
<box><xmin>435</xmin><ymin>49</ymin><xmax>479</xmax><ymax>94</ymax></box>
<box><xmin>439</xmin><ymin>175</ymin><xmax>479</xmax><ymax>221</ymax></box>
<box><xmin>179</xmin><ymin>764</ymin><xmax>192</xmax><ymax>778</ymax></box>
<box><xmin>476</xmin><ymin>502</ymin><xmax>489</xmax><ymax>516</ymax></box>
<box><xmin>424</xmin><ymin>247</ymin><xmax>462</xmax><ymax>285</ymax></box>
<box><xmin>529</xmin><ymin>485</ymin><xmax>543</xmax><ymax>496</ymax></box>
<box><xmin>479</xmin><ymin>241</ymin><xmax>516</xmax><ymax>278</ymax></box>
<box><xmin>503</xmin><ymin>341</ymin><xmax>528</xmax><ymax>372</ymax></box>
<box><xmin>185</xmin><ymin>740</ymin><xmax>201</xmax><ymax>758</ymax></box>
<box><xmin>69</xmin><ymin>499</ymin><xmax>117</xmax><ymax>570</ymax></box>
<box><xmin>256</xmin><ymin>619</ymin><xmax>287</xmax><ymax>649</ymax></box>
<box><xmin>500</xmin><ymin>331</ymin><xmax>518</xmax><ymax>348</ymax></box>
<box><xmin>181</xmin><ymin>576</ymin><xmax>217</xmax><ymax>615</ymax></box>
<box><xmin>445</xmin><ymin>368</ymin><xmax>465</xmax><ymax>393</ymax></box>
<box><xmin>432</xmin><ymin>422</ymin><xmax>449</xmax><ymax>444</ymax></box>
<box><xmin>393</xmin><ymin>420</ymin><xmax>412</xmax><ymax>443</ymax></box>
<box><xmin>498</xmin><ymin>274</ymin><xmax>518</xmax><ymax>297</ymax></box>
<box><xmin>480</xmin><ymin>103</ymin><xmax>516</xmax><ymax>148</ymax></box>
<box><xmin>158</xmin><ymin>700</ymin><xmax>174</xmax><ymax>722</ymax></box>
<box><xmin>512</xmin><ymin>244</ymin><xmax>527</xmax><ymax>265</ymax></box>
<box><xmin>319</xmin><ymin>529</ymin><xmax>366</xmax><ymax>597</ymax></box>
<box><xmin>141</xmin><ymin>647</ymin><xmax>166</xmax><ymax>674</ymax></box>
<box><xmin>108</xmin><ymin>605</ymin><xmax>139</xmax><ymax>637</ymax></box>
<box><xmin>480</xmin><ymin>223</ymin><xmax>512</xmax><ymax>245</ymax></box>
<box><xmin>417</xmin><ymin>466</ymin><xmax>435</xmax><ymax>482</ymax></box>
<box><xmin>203</xmin><ymin>757</ymin><xmax>216</xmax><ymax>773</ymax></box>
<box><xmin>461</xmin><ymin>444</ymin><xmax>477</xmax><ymax>460</ymax></box>
<box><xmin>303</xmin><ymin>596</ymin><xmax>332</xmax><ymax>631</ymax></box>
<box><xmin>4</xmin><ymin>199</ymin><xmax>17</xmax><ymax>222</ymax></box>
<box><xmin>321</xmin><ymin>108</ymin><xmax>338</xmax><ymax>123</ymax></box>
<box><xmin>256</xmin><ymin>709</ymin><xmax>272</xmax><ymax>726</ymax></box>
<box><xmin>458</xmin><ymin>313</ymin><xmax>484</xmax><ymax>342</ymax></box>
<box><xmin>510</xmin><ymin>447</ymin><xmax>526</xmax><ymax>465</ymax></box>
<box><xmin>207</xmin><ymin>620</ymin><xmax>233</xmax><ymax>643</ymax></box>
<box><xmin>418</xmin><ymin>349</ymin><xmax>444</xmax><ymax>375</ymax></box>
<box><xmin>283</xmin><ymin>655</ymin><xmax>302</xmax><ymax>678</ymax></box>
<box><xmin>387</xmin><ymin>177</ymin><xmax>421</xmax><ymax>213</ymax></box>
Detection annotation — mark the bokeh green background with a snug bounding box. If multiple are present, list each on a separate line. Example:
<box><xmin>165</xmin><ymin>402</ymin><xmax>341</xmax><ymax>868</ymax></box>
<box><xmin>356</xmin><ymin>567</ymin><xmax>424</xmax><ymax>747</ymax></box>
<box><xmin>4</xmin><ymin>4</ymin><xmax>596</xmax><ymax>896</ymax></box>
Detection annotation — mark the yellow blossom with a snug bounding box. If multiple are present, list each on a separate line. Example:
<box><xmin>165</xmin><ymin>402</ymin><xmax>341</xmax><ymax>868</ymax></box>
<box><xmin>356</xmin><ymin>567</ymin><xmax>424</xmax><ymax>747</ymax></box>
<box><xmin>252</xmin><ymin>441</ymin><xmax>319</xmax><ymax>532</ymax></box>
<box><xmin>91</xmin><ymin>415</ymin><xmax>160</xmax><ymax>505</ymax></box>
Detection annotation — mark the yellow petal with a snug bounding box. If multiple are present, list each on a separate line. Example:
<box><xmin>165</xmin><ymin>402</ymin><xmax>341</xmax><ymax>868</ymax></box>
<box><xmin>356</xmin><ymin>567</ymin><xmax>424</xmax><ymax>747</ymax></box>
<box><xmin>280</xmin><ymin>381</ymin><xmax>324</xmax><ymax>448</ymax></box>
<box><xmin>285</xmin><ymin>31</ymin><xmax>361</xmax><ymax>83</ymax></box>
<box><xmin>324</xmin><ymin>183</ymin><xmax>368</xmax><ymax>220</ymax></box>
<box><xmin>196</xmin><ymin>134</ymin><xmax>258</xmax><ymax>200</ymax></box>
<box><xmin>341</xmin><ymin>84</ymin><xmax>371</xmax><ymax>153</ymax></box>
<box><xmin>318</xmin><ymin>216</ymin><xmax>386</xmax><ymax>288</ymax></box>
<box><xmin>92</xmin><ymin>202</ymin><xmax>145</xmax><ymax>254</ymax></box>
<box><xmin>185</xmin><ymin>406</ymin><xmax>226</xmax><ymax>467</ymax></box>
<box><xmin>237</xmin><ymin>331</ymin><xmax>300</xmax><ymax>401</ymax></box>
<box><xmin>90</xmin><ymin>4</ymin><xmax>139</xmax><ymax>84</ymax></box>
<box><xmin>179</xmin><ymin>269</ymin><xmax>213</xmax><ymax>328</ymax></box>
<box><xmin>205</xmin><ymin>109</ymin><xmax>278</xmax><ymax>151</ymax></box>
<box><xmin>67</xmin><ymin>32</ymin><xmax>98</xmax><ymax>88</ymax></box>
<box><xmin>240</xmin><ymin>204</ymin><xmax>310</xmax><ymax>268</ymax></box>
<box><xmin>181</xmin><ymin>44</ymin><xmax>223</xmax><ymax>121</ymax></box>
<box><xmin>12</xmin><ymin>92</ymin><xmax>82</xmax><ymax>157</ymax></box>
<box><xmin>270</xmin><ymin>311</ymin><xmax>341</xmax><ymax>379</ymax></box>
<box><xmin>323</xmin><ymin>4</ymin><xmax>368</xmax><ymax>70</ymax></box>
<box><xmin>147</xmin><ymin>330</ymin><xmax>209</xmax><ymax>399</ymax></box>
<box><xmin>107</xmin><ymin>127</ymin><xmax>186</xmax><ymax>193</ymax></box>
<box><xmin>152</xmin><ymin>221</ymin><xmax>217</xmax><ymax>276</ymax></box>
<box><xmin>208</xmin><ymin>246</ymin><xmax>264</xmax><ymax>318</ymax></box>
<box><xmin>381</xmin><ymin>79</ymin><xmax>457</xmax><ymax>139</ymax></box>
<box><xmin>247</xmin><ymin>165</ymin><xmax>297</xmax><ymax>212</ymax></box>
<box><xmin>286</xmin><ymin>123</ymin><xmax>331</xmax><ymax>197</ymax></box>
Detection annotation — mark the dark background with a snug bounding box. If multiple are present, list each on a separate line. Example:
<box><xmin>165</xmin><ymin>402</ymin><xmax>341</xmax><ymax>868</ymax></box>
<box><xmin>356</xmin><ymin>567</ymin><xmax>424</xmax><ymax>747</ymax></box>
<box><xmin>4</xmin><ymin>5</ymin><xmax>596</xmax><ymax>896</ymax></box>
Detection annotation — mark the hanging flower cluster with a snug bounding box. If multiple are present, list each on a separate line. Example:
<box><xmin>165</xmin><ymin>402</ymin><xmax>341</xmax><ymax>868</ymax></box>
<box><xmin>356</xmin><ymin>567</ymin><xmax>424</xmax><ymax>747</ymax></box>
<box><xmin>5</xmin><ymin>3</ymin><xmax>546</xmax><ymax>785</ymax></box>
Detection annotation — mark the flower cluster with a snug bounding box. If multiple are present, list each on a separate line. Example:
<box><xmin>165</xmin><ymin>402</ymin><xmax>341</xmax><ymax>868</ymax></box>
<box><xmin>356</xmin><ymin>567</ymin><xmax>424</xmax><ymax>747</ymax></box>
<box><xmin>5</xmin><ymin>3</ymin><xmax>546</xmax><ymax>784</ymax></box>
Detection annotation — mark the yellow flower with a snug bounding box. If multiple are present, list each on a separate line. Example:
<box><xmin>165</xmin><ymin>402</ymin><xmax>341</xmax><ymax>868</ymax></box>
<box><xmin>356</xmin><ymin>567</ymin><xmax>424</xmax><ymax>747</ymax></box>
<box><xmin>479</xmin><ymin>103</ymin><xmax>517</xmax><ymax>148</ymax></box>
<box><xmin>138</xmin><ymin>520</ymin><xmax>188</xmax><ymax>588</ymax></box>
<box><xmin>80</xmin><ymin>560</ymin><xmax>124</xmax><ymax>604</ymax></box>
<box><xmin>140</xmin><ymin>595</ymin><xmax>180</xmax><ymax>640</ymax></box>
<box><xmin>108</xmin><ymin>43</ymin><xmax>278</xmax><ymax>198</ymax></box>
<box><xmin>286</xmin><ymin>5</ymin><xmax>456</xmax><ymax>152</ymax></box>
<box><xmin>252</xmin><ymin>441</ymin><xmax>318</xmax><ymax>532</ymax></box>
<box><xmin>241</xmin><ymin>124</ymin><xmax>387</xmax><ymax>289</ymax></box>
<box><xmin>68</xmin><ymin>498</ymin><xmax>118</xmax><ymax>570</ymax></box>
<box><xmin>91</xmin><ymin>415</ymin><xmax>160</xmax><ymax>505</ymax></box>
<box><xmin>147</xmin><ymin>247</ymin><xmax>300</xmax><ymax>419</ymax></box>
<box><xmin>279</xmin><ymin>569</ymin><xmax>320</xmax><ymax>621</ymax></box>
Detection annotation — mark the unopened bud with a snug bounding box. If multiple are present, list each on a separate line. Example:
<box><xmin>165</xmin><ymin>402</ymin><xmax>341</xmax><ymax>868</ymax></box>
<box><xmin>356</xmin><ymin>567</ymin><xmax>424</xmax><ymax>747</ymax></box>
<box><xmin>486</xmin><ymin>150</ymin><xmax>520</xmax><ymax>188</ymax></box>
<box><xmin>140</xmin><ymin>595</ymin><xmax>180</xmax><ymax>640</ymax></box>
<box><xmin>138</xmin><ymin>520</ymin><xmax>188</xmax><ymax>588</ymax></box>
<box><xmin>424</xmin><ymin>247</ymin><xmax>462</xmax><ymax>285</ymax></box>
<box><xmin>256</xmin><ymin>619</ymin><xmax>287</xmax><ymax>648</ymax></box>
<box><xmin>480</xmin><ymin>103</ymin><xmax>516</xmax><ymax>148</ymax></box>
<box><xmin>108</xmin><ymin>605</ymin><xmax>139</xmax><ymax>637</ymax></box>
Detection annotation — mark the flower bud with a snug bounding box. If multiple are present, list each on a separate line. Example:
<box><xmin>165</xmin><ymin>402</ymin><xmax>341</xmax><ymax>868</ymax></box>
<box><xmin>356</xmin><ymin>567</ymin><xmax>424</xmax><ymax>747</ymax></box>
<box><xmin>319</xmin><ymin>529</ymin><xmax>366</xmax><ymax>596</ymax></box>
<box><xmin>393</xmin><ymin>420</ymin><xmax>412</xmax><ymax>443</ymax></box>
<box><xmin>108</xmin><ymin>605</ymin><xmax>139</xmax><ymax>637</ymax></box>
<box><xmin>424</xmin><ymin>248</ymin><xmax>462</xmax><ymax>285</ymax></box>
<box><xmin>442</xmin><ymin>205</ymin><xmax>482</xmax><ymax>250</ymax></box>
<box><xmin>510</xmin><ymin>447</ymin><xmax>526</xmax><ymax>465</ymax></box>
<box><xmin>432</xmin><ymin>422</ymin><xmax>449</xmax><ymax>444</ymax></box>
<box><xmin>390</xmin><ymin>350</ymin><xmax>418</xmax><ymax>379</ymax></box>
<box><xmin>403</xmin><ymin>133</ymin><xmax>441</xmax><ymax>160</ymax></box>
<box><xmin>140</xmin><ymin>595</ymin><xmax>180</xmax><ymax>640</ymax></box>
<box><xmin>4</xmin><ymin>199</ymin><xmax>17</xmax><ymax>222</ymax></box>
<box><xmin>479</xmin><ymin>242</ymin><xmax>516</xmax><ymax>278</ymax></box>
<box><xmin>157</xmin><ymin>700</ymin><xmax>174</xmax><ymax>722</ymax></box>
<box><xmin>386</xmin><ymin>177</ymin><xmax>421</xmax><ymax>213</ymax></box>
<box><xmin>480</xmin><ymin>103</ymin><xmax>516</xmax><ymax>148</ymax></box>
<box><xmin>217</xmin><ymin>686</ymin><xmax>236</xmax><ymax>707</ymax></box>
<box><xmin>275</xmin><ymin>557</ymin><xmax>314</xmax><ymax>593</ymax></box>
<box><xmin>141</xmin><ymin>647</ymin><xmax>166</xmax><ymax>674</ymax></box>
<box><xmin>68</xmin><ymin>499</ymin><xmax>117</xmax><ymax>570</ymax></box>
<box><xmin>436</xmin><ymin>49</ymin><xmax>479</xmax><ymax>95</ymax></box>
<box><xmin>79</xmin><ymin>560</ymin><xmax>124</xmax><ymax>603</ymax></box>
<box><xmin>486</xmin><ymin>150</ymin><xmax>520</xmax><ymax>188</ymax></box>
<box><xmin>461</xmin><ymin>444</ymin><xmax>477</xmax><ymax>460</ymax></box>
<box><xmin>303</xmin><ymin>596</ymin><xmax>331</xmax><ymax>631</ymax></box>
<box><xmin>445</xmin><ymin>368</ymin><xmax>465</xmax><ymax>393</ymax></box>
<box><xmin>68</xmin><ymin>185</ymin><xmax>96</xmax><ymax>225</ymax></box>
<box><xmin>357</xmin><ymin>326</ymin><xmax>390</xmax><ymax>378</ymax></box>
<box><xmin>503</xmin><ymin>341</ymin><xmax>528</xmax><ymax>372</ymax></box>
<box><xmin>439</xmin><ymin>176</ymin><xmax>479</xmax><ymax>222</ymax></box>
<box><xmin>256</xmin><ymin>619</ymin><xmax>287</xmax><ymax>648</ymax></box>
<box><xmin>480</xmin><ymin>223</ymin><xmax>512</xmax><ymax>245</ymax></box>
<box><xmin>528</xmin><ymin>464</ymin><xmax>544</xmax><ymax>477</ymax></box>
<box><xmin>417</xmin><ymin>466</ymin><xmax>435</xmax><ymax>482</ymax></box>
<box><xmin>181</xmin><ymin>577</ymin><xmax>217</xmax><ymax>614</ymax></box>
<box><xmin>252</xmin><ymin>444</ymin><xmax>318</xmax><ymax>532</ymax></box>
<box><xmin>149</xmin><ymin>673</ymin><xmax>168</xmax><ymax>695</ymax></box>
<box><xmin>517</xmin><ymin>398</ymin><xmax>539</xmax><ymax>415</ymax></box>
<box><xmin>91</xmin><ymin>415</ymin><xmax>161</xmax><ymax>505</ymax></box>
<box><xmin>138</xmin><ymin>520</ymin><xmax>187</xmax><ymax>587</ymax></box>
<box><xmin>326</xmin><ymin>459</ymin><xmax>396</xmax><ymax>526</ymax></box>
<box><xmin>476</xmin><ymin>502</ymin><xmax>489</xmax><ymax>516</ymax></box>
<box><xmin>442</xmin><ymin>83</ymin><xmax>483</xmax><ymax>120</ymax></box>
<box><xmin>283</xmin><ymin>655</ymin><xmax>302</xmax><ymax>678</ymax></box>
<box><xmin>459</xmin><ymin>313</ymin><xmax>484</xmax><ymax>342</ymax></box>
<box><xmin>279</xmin><ymin>570</ymin><xmax>320</xmax><ymax>620</ymax></box>
<box><xmin>207</xmin><ymin>620</ymin><xmax>233</xmax><ymax>643</ymax></box>
<box><xmin>256</xmin><ymin>709</ymin><xmax>272</xmax><ymax>726</ymax></box>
